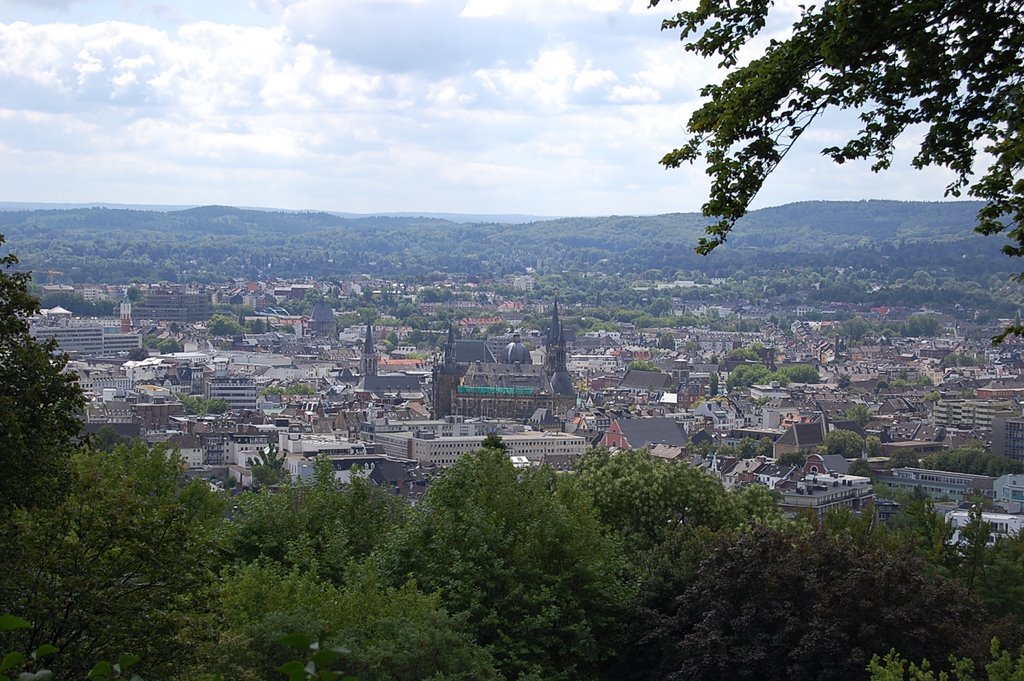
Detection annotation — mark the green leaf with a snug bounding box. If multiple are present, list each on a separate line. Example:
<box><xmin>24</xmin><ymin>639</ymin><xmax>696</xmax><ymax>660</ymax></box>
<box><xmin>116</xmin><ymin>654</ymin><xmax>140</xmax><ymax>671</ymax></box>
<box><xmin>30</xmin><ymin>646</ymin><xmax>57</xmax><ymax>662</ymax></box>
<box><xmin>0</xmin><ymin>617</ymin><xmax>30</xmax><ymax>633</ymax></box>
<box><xmin>0</xmin><ymin>653</ymin><xmax>26</xmax><ymax>674</ymax></box>
<box><xmin>311</xmin><ymin>649</ymin><xmax>341</xmax><ymax>668</ymax></box>
<box><xmin>277</xmin><ymin>634</ymin><xmax>313</xmax><ymax>651</ymax></box>
<box><xmin>88</xmin><ymin>660</ymin><xmax>113</xmax><ymax>680</ymax></box>
<box><xmin>276</xmin><ymin>660</ymin><xmax>306</xmax><ymax>676</ymax></box>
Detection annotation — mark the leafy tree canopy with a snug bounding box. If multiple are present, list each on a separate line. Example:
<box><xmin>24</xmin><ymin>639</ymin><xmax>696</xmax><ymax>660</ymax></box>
<box><xmin>920</xmin><ymin>445</ymin><xmax>1024</xmax><ymax>477</ymax></box>
<box><xmin>375</xmin><ymin>448</ymin><xmax>624</xmax><ymax>681</ymax></box>
<box><xmin>0</xmin><ymin>235</ymin><xmax>84</xmax><ymax>511</ymax></box>
<box><xmin>654</xmin><ymin>0</ymin><xmax>1024</xmax><ymax>276</ymax></box>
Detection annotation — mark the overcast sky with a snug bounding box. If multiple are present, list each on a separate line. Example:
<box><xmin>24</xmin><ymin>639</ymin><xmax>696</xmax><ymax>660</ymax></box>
<box><xmin>0</xmin><ymin>0</ymin><xmax>963</xmax><ymax>216</ymax></box>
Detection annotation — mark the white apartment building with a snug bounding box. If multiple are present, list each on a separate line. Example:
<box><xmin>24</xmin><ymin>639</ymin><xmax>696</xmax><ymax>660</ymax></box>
<box><xmin>946</xmin><ymin>509</ymin><xmax>1024</xmax><ymax>544</ymax></box>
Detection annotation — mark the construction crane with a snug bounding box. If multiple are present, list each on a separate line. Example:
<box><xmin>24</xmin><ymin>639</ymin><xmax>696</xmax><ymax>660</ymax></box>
<box><xmin>43</xmin><ymin>269</ymin><xmax>64</xmax><ymax>284</ymax></box>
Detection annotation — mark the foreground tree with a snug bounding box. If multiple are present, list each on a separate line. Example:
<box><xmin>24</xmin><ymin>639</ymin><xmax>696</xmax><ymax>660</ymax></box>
<box><xmin>0</xmin><ymin>235</ymin><xmax>84</xmax><ymax>511</ymax></box>
<box><xmin>376</xmin><ymin>448</ymin><xmax>624</xmax><ymax>681</ymax></box>
<box><xmin>207</xmin><ymin>560</ymin><xmax>498</xmax><ymax>681</ymax></box>
<box><xmin>654</xmin><ymin>0</ymin><xmax>1024</xmax><ymax>279</ymax></box>
<box><xmin>0</xmin><ymin>443</ymin><xmax>223</xmax><ymax>678</ymax></box>
<box><xmin>621</xmin><ymin>523</ymin><xmax>998</xmax><ymax>681</ymax></box>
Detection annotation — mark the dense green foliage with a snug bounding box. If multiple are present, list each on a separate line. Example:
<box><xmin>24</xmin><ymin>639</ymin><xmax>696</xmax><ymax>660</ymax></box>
<box><xmin>0</xmin><ymin>236</ymin><xmax>84</xmax><ymax>511</ymax></box>
<box><xmin>0</xmin><ymin>202</ymin><xmax>1011</xmax><ymax>286</ymax></box>
<box><xmin>0</xmin><ymin>443</ymin><xmax>223</xmax><ymax>679</ymax></box>
<box><xmin>619</xmin><ymin>522</ymin><xmax>992</xmax><ymax>681</ymax></box>
<box><xmin>726</xmin><ymin>363</ymin><xmax>820</xmax><ymax>391</ymax></box>
<box><xmin>920</xmin><ymin>445</ymin><xmax>1024</xmax><ymax>477</ymax></box>
<box><xmin>375</xmin><ymin>447</ymin><xmax>623</xmax><ymax>681</ymax></box>
<box><xmin>653</xmin><ymin>0</ymin><xmax>1023</xmax><ymax>262</ymax></box>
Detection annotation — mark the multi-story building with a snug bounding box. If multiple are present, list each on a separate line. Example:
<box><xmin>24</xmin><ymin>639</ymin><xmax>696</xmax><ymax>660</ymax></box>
<box><xmin>373</xmin><ymin>430</ymin><xmax>586</xmax><ymax>468</ymax></box>
<box><xmin>31</xmin><ymin>320</ymin><xmax>142</xmax><ymax>358</ymax></box>
<box><xmin>778</xmin><ymin>472</ymin><xmax>874</xmax><ymax>517</ymax></box>
<box><xmin>873</xmin><ymin>467</ymin><xmax>996</xmax><ymax>501</ymax></box>
<box><xmin>931</xmin><ymin>398</ymin><xmax>1016</xmax><ymax>429</ymax></box>
<box><xmin>994</xmin><ymin>473</ymin><xmax>1024</xmax><ymax>505</ymax></box>
<box><xmin>226</xmin><ymin>428</ymin><xmax>274</xmax><ymax>466</ymax></box>
<box><xmin>134</xmin><ymin>286</ymin><xmax>212</xmax><ymax>322</ymax></box>
<box><xmin>204</xmin><ymin>373</ymin><xmax>257</xmax><ymax>411</ymax></box>
<box><xmin>946</xmin><ymin>509</ymin><xmax>1024</xmax><ymax>544</ymax></box>
<box><xmin>991</xmin><ymin>417</ymin><xmax>1024</xmax><ymax>462</ymax></box>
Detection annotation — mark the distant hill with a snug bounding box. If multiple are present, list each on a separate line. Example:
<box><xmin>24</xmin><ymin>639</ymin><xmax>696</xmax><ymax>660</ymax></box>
<box><xmin>0</xmin><ymin>200</ymin><xmax>1005</xmax><ymax>283</ymax></box>
<box><xmin>0</xmin><ymin>202</ymin><xmax>555</xmax><ymax>225</ymax></box>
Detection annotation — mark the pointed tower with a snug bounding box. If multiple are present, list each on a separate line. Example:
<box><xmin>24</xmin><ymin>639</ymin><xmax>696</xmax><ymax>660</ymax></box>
<box><xmin>120</xmin><ymin>291</ymin><xmax>132</xmax><ymax>334</ymax></box>
<box><xmin>431</xmin><ymin>321</ymin><xmax>460</xmax><ymax>419</ymax></box>
<box><xmin>549</xmin><ymin>326</ymin><xmax>575</xmax><ymax>397</ymax></box>
<box><xmin>544</xmin><ymin>297</ymin><xmax>561</xmax><ymax>377</ymax></box>
<box><xmin>443</xmin><ymin>320</ymin><xmax>456</xmax><ymax>371</ymax></box>
<box><xmin>361</xmin><ymin>321</ymin><xmax>378</xmax><ymax>377</ymax></box>
<box><xmin>546</xmin><ymin>296</ymin><xmax>561</xmax><ymax>348</ymax></box>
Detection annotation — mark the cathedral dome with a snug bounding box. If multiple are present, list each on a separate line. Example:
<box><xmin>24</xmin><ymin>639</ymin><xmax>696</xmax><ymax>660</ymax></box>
<box><xmin>504</xmin><ymin>333</ymin><xmax>533</xmax><ymax>364</ymax></box>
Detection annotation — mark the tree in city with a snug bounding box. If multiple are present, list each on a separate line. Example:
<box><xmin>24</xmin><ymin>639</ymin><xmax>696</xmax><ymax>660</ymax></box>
<box><xmin>824</xmin><ymin>429</ymin><xmax>866</xmax><ymax>459</ymax></box>
<box><xmin>247</xmin><ymin>443</ymin><xmax>288</xmax><ymax>487</ymax></box>
<box><xmin>845</xmin><ymin>403</ymin><xmax>872</xmax><ymax>427</ymax></box>
<box><xmin>653</xmin><ymin>0</ymin><xmax>1024</xmax><ymax>292</ymax></box>
<box><xmin>573</xmin><ymin>448</ymin><xmax>781</xmax><ymax>555</ymax></box>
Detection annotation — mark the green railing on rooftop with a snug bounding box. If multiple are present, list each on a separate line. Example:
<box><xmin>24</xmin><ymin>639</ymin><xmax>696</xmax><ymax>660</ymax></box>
<box><xmin>457</xmin><ymin>385</ymin><xmax>535</xmax><ymax>396</ymax></box>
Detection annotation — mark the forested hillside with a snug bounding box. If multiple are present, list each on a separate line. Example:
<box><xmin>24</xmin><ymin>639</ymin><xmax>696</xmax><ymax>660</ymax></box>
<box><xmin>0</xmin><ymin>200</ymin><xmax>1006</xmax><ymax>282</ymax></box>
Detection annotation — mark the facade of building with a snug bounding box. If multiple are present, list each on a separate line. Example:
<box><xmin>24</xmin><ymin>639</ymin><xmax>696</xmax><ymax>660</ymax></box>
<box><xmin>874</xmin><ymin>467</ymin><xmax>996</xmax><ymax>501</ymax></box>
<box><xmin>994</xmin><ymin>473</ymin><xmax>1024</xmax><ymax>504</ymax></box>
<box><xmin>431</xmin><ymin>301</ymin><xmax>577</xmax><ymax>421</ymax></box>
<box><xmin>205</xmin><ymin>373</ymin><xmax>257</xmax><ymax>411</ymax></box>
<box><xmin>134</xmin><ymin>286</ymin><xmax>212</xmax><ymax>322</ymax></box>
<box><xmin>31</xmin><ymin>321</ymin><xmax>142</xmax><ymax>357</ymax></box>
<box><xmin>991</xmin><ymin>417</ymin><xmax>1024</xmax><ymax>462</ymax></box>
<box><xmin>932</xmin><ymin>398</ymin><xmax>1016</xmax><ymax>429</ymax></box>
<box><xmin>946</xmin><ymin>509</ymin><xmax>1024</xmax><ymax>544</ymax></box>
<box><xmin>373</xmin><ymin>430</ymin><xmax>586</xmax><ymax>468</ymax></box>
<box><xmin>778</xmin><ymin>473</ymin><xmax>874</xmax><ymax>517</ymax></box>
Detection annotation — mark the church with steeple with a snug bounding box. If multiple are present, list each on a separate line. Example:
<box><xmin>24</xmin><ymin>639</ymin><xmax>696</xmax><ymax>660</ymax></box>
<box><xmin>430</xmin><ymin>299</ymin><xmax>576</xmax><ymax>420</ymax></box>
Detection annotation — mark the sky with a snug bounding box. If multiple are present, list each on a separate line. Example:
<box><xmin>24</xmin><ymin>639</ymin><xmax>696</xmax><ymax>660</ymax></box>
<box><xmin>0</xmin><ymin>0</ymin><xmax>963</xmax><ymax>217</ymax></box>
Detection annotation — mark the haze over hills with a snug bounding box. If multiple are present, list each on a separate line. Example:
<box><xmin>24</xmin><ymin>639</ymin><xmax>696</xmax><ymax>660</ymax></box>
<box><xmin>0</xmin><ymin>199</ymin><xmax>1004</xmax><ymax>283</ymax></box>
<box><xmin>0</xmin><ymin>202</ymin><xmax>556</xmax><ymax>225</ymax></box>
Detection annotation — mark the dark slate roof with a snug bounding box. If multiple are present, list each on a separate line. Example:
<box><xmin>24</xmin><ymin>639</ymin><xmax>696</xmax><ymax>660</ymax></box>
<box><xmin>618</xmin><ymin>369</ymin><xmax>675</xmax><ymax>391</ymax></box>
<box><xmin>529</xmin><ymin>408</ymin><xmax>562</xmax><ymax>426</ymax></box>
<box><xmin>370</xmin><ymin>459</ymin><xmax>412</xmax><ymax>486</ymax></box>
<box><xmin>777</xmin><ymin>421</ymin><xmax>825</xmax><ymax>446</ymax></box>
<box><xmin>615</xmin><ymin>417</ymin><xmax>688</xmax><ymax>448</ymax></box>
<box><xmin>454</xmin><ymin>339</ymin><xmax>496</xmax><ymax>364</ymax></box>
<box><xmin>550</xmin><ymin>370</ymin><xmax>576</xmax><ymax>397</ymax></box>
<box><xmin>755</xmin><ymin>463</ymin><xmax>797</xmax><ymax>479</ymax></box>
<box><xmin>362</xmin><ymin>374</ymin><xmax>423</xmax><ymax>392</ymax></box>
<box><xmin>809</xmin><ymin>453</ymin><xmax>851</xmax><ymax>474</ymax></box>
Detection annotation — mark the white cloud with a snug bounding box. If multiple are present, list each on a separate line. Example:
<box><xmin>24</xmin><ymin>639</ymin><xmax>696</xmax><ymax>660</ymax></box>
<box><xmin>0</xmin><ymin>0</ymin><xmax>958</xmax><ymax>215</ymax></box>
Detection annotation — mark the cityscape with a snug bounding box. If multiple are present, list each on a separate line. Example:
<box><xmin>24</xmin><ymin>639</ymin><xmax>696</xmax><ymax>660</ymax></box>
<box><xmin>2</xmin><ymin>0</ymin><xmax>1023</xmax><ymax>679</ymax></box>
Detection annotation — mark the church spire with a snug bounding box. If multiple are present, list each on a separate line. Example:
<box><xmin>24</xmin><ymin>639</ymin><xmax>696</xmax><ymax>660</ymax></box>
<box><xmin>546</xmin><ymin>296</ymin><xmax>561</xmax><ymax>348</ymax></box>
<box><xmin>544</xmin><ymin>297</ymin><xmax>562</xmax><ymax>377</ymax></box>
<box><xmin>549</xmin><ymin>326</ymin><xmax>575</xmax><ymax>397</ymax></box>
<box><xmin>362</xmin><ymin>321</ymin><xmax>378</xmax><ymax>377</ymax></box>
<box><xmin>444</xmin><ymin>320</ymin><xmax>456</xmax><ymax>370</ymax></box>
